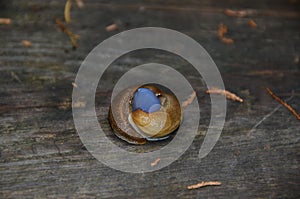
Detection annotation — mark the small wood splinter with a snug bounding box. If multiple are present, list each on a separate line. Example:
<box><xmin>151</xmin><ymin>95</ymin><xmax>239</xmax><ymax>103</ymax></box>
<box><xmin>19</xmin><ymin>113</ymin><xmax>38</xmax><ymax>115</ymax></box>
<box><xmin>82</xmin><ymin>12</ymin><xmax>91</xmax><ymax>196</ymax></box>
<box><xmin>248</xmin><ymin>19</ymin><xmax>257</xmax><ymax>29</ymax></box>
<box><xmin>187</xmin><ymin>181</ymin><xmax>222</xmax><ymax>190</ymax></box>
<box><xmin>55</xmin><ymin>18</ymin><xmax>79</xmax><ymax>49</ymax></box>
<box><xmin>150</xmin><ymin>158</ymin><xmax>161</xmax><ymax>166</ymax></box>
<box><xmin>217</xmin><ymin>23</ymin><xmax>234</xmax><ymax>45</ymax></box>
<box><xmin>220</xmin><ymin>37</ymin><xmax>234</xmax><ymax>44</ymax></box>
<box><xmin>22</xmin><ymin>40</ymin><xmax>32</xmax><ymax>47</ymax></box>
<box><xmin>182</xmin><ymin>91</ymin><xmax>196</xmax><ymax>107</ymax></box>
<box><xmin>217</xmin><ymin>23</ymin><xmax>228</xmax><ymax>38</ymax></box>
<box><xmin>64</xmin><ymin>0</ymin><xmax>72</xmax><ymax>23</ymax></box>
<box><xmin>206</xmin><ymin>88</ymin><xmax>243</xmax><ymax>102</ymax></box>
<box><xmin>0</xmin><ymin>18</ymin><xmax>12</xmax><ymax>25</ymax></box>
<box><xmin>266</xmin><ymin>87</ymin><xmax>300</xmax><ymax>121</ymax></box>
<box><xmin>106</xmin><ymin>23</ymin><xmax>118</xmax><ymax>32</ymax></box>
<box><xmin>224</xmin><ymin>9</ymin><xmax>248</xmax><ymax>17</ymax></box>
<box><xmin>71</xmin><ymin>82</ymin><xmax>78</xmax><ymax>88</ymax></box>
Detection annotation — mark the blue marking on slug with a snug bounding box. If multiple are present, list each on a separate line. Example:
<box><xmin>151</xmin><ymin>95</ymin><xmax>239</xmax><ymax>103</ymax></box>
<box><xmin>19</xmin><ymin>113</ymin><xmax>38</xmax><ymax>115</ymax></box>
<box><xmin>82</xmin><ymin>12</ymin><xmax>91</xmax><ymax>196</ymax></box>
<box><xmin>132</xmin><ymin>88</ymin><xmax>161</xmax><ymax>113</ymax></box>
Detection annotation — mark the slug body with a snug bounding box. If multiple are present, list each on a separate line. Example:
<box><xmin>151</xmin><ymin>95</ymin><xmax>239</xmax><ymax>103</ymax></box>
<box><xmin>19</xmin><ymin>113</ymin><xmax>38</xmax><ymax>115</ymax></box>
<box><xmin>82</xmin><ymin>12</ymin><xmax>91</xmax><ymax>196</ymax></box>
<box><xmin>132</xmin><ymin>88</ymin><xmax>161</xmax><ymax>113</ymax></box>
<box><xmin>109</xmin><ymin>85</ymin><xmax>182</xmax><ymax>144</ymax></box>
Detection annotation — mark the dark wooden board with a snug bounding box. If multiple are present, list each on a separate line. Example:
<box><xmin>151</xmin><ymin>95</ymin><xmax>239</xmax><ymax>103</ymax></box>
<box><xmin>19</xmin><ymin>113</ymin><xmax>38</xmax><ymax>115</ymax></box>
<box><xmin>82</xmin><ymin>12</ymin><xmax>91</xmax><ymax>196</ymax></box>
<box><xmin>0</xmin><ymin>0</ymin><xmax>299</xmax><ymax>198</ymax></box>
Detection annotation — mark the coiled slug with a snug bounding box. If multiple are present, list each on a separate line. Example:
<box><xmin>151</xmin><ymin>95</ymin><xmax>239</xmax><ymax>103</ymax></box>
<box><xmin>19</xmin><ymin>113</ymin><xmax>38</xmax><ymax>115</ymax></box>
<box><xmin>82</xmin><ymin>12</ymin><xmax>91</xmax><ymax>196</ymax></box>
<box><xmin>109</xmin><ymin>85</ymin><xmax>182</xmax><ymax>144</ymax></box>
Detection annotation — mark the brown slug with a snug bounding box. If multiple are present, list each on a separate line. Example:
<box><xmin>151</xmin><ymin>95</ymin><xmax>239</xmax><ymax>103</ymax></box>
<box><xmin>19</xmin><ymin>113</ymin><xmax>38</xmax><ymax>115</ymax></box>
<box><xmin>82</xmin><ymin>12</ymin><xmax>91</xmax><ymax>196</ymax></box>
<box><xmin>108</xmin><ymin>85</ymin><xmax>182</xmax><ymax>144</ymax></box>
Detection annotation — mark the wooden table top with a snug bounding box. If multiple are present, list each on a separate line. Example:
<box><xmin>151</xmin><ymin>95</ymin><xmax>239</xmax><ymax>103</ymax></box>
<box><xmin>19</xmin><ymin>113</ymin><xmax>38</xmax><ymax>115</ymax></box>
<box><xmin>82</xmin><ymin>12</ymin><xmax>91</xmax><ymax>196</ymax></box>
<box><xmin>0</xmin><ymin>0</ymin><xmax>299</xmax><ymax>198</ymax></box>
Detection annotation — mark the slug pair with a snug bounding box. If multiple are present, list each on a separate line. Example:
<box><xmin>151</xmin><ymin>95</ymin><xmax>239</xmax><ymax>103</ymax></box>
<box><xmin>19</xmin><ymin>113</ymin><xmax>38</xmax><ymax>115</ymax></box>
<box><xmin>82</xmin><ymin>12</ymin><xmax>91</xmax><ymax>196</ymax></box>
<box><xmin>109</xmin><ymin>85</ymin><xmax>182</xmax><ymax>144</ymax></box>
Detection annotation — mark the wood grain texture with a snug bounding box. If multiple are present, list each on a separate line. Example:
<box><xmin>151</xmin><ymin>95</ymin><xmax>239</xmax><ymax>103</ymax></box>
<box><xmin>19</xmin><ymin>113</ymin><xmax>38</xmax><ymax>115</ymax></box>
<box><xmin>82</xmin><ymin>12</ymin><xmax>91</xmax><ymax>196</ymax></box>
<box><xmin>0</xmin><ymin>0</ymin><xmax>299</xmax><ymax>198</ymax></box>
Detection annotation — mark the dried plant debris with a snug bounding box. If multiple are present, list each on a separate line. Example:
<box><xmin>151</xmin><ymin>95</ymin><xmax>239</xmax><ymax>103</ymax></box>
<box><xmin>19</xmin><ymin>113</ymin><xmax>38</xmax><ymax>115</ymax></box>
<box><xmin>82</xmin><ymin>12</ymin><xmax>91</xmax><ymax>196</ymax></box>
<box><xmin>64</xmin><ymin>0</ymin><xmax>72</xmax><ymax>23</ymax></box>
<box><xmin>22</xmin><ymin>40</ymin><xmax>32</xmax><ymax>47</ymax></box>
<box><xmin>0</xmin><ymin>18</ymin><xmax>12</xmax><ymax>25</ymax></box>
<box><xmin>224</xmin><ymin>9</ymin><xmax>248</xmax><ymax>17</ymax></box>
<box><xmin>248</xmin><ymin>19</ymin><xmax>257</xmax><ymax>29</ymax></box>
<box><xmin>206</xmin><ymin>88</ymin><xmax>243</xmax><ymax>103</ymax></box>
<box><xmin>217</xmin><ymin>23</ymin><xmax>234</xmax><ymax>44</ymax></box>
<box><xmin>105</xmin><ymin>23</ymin><xmax>118</xmax><ymax>32</ymax></box>
<box><xmin>187</xmin><ymin>181</ymin><xmax>222</xmax><ymax>190</ymax></box>
<box><xmin>182</xmin><ymin>91</ymin><xmax>196</xmax><ymax>107</ymax></box>
<box><xmin>72</xmin><ymin>82</ymin><xmax>78</xmax><ymax>88</ymax></box>
<box><xmin>266</xmin><ymin>87</ymin><xmax>300</xmax><ymax>121</ymax></box>
<box><xmin>55</xmin><ymin>18</ymin><xmax>79</xmax><ymax>49</ymax></box>
<box><xmin>150</xmin><ymin>158</ymin><xmax>161</xmax><ymax>166</ymax></box>
<box><xmin>220</xmin><ymin>37</ymin><xmax>234</xmax><ymax>44</ymax></box>
<box><xmin>217</xmin><ymin>23</ymin><xmax>228</xmax><ymax>38</ymax></box>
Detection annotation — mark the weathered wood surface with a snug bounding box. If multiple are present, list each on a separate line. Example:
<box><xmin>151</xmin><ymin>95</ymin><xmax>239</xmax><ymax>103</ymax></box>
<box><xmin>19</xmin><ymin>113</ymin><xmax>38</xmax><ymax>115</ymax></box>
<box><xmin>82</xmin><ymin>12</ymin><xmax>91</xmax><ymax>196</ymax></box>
<box><xmin>0</xmin><ymin>0</ymin><xmax>299</xmax><ymax>198</ymax></box>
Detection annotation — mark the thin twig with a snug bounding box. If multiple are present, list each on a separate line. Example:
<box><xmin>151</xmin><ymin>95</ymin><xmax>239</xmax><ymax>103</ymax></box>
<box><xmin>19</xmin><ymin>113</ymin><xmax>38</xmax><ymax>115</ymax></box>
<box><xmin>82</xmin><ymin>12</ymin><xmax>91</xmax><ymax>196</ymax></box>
<box><xmin>105</xmin><ymin>23</ymin><xmax>118</xmax><ymax>32</ymax></box>
<box><xmin>206</xmin><ymin>88</ymin><xmax>243</xmax><ymax>102</ymax></box>
<box><xmin>248</xmin><ymin>93</ymin><xmax>294</xmax><ymax>136</ymax></box>
<box><xmin>248</xmin><ymin>19</ymin><xmax>257</xmax><ymax>29</ymax></box>
<box><xmin>0</xmin><ymin>18</ymin><xmax>12</xmax><ymax>25</ymax></box>
<box><xmin>182</xmin><ymin>91</ymin><xmax>196</xmax><ymax>107</ymax></box>
<box><xmin>187</xmin><ymin>181</ymin><xmax>222</xmax><ymax>190</ymax></box>
<box><xmin>72</xmin><ymin>82</ymin><xmax>78</xmax><ymax>88</ymax></box>
<box><xmin>150</xmin><ymin>158</ymin><xmax>161</xmax><ymax>166</ymax></box>
<box><xmin>266</xmin><ymin>87</ymin><xmax>300</xmax><ymax>121</ymax></box>
<box><xmin>224</xmin><ymin>9</ymin><xmax>248</xmax><ymax>17</ymax></box>
<box><xmin>55</xmin><ymin>18</ymin><xmax>79</xmax><ymax>49</ymax></box>
<box><xmin>64</xmin><ymin>0</ymin><xmax>72</xmax><ymax>23</ymax></box>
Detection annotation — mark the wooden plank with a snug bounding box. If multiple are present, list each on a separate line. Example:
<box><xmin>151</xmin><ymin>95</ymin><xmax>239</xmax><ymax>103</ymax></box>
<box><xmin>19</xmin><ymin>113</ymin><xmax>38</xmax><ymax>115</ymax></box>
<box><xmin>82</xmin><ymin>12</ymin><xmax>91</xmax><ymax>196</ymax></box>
<box><xmin>0</xmin><ymin>0</ymin><xmax>299</xmax><ymax>198</ymax></box>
